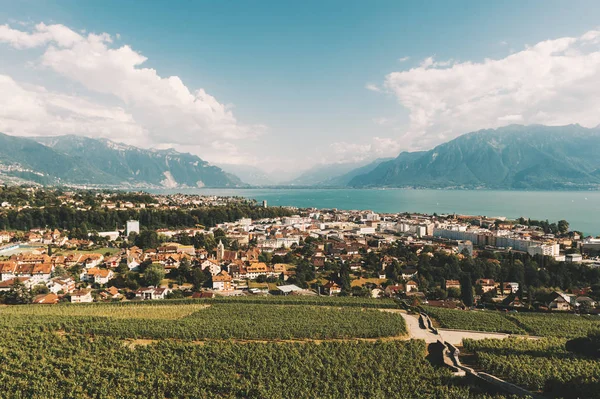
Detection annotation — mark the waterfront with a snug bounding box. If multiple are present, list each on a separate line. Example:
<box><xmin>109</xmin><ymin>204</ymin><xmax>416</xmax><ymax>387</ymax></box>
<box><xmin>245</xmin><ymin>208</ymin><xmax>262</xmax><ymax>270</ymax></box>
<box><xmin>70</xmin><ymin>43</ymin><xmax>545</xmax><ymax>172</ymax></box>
<box><xmin>151</xmin><ymin>188</ymin><xmax>600</xmax><ymax>236</ymax></box>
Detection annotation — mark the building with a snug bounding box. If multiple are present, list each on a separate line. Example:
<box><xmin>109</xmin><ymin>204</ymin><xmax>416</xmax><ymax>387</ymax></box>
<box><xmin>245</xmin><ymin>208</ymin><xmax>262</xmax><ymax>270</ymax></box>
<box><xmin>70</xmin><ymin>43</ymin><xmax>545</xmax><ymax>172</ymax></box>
<box><xmin>457</xmin><ymin>240</ymin><xmax>473</xmax><ymax>256</ymax></box>
<box><xmin>33</xmin><ymin>293</ymin><xmax>60</xmax><ymax>304</ymax></box>
<box><xmin>71</xmin><ymin>289</ymin><xmax>93</xmax><ymax>303</ymax></box>
<box><xmin>527</xmin><ymin>243</ymin><xmax>560</xmax><ymax>257</ymax></box>
<box><xmin>134</xmin><ymin>286</ymin><xmax>170</xmax><ymax>300</ymax></box>
<box><xmin>126</xmin><ymin>220</ymin><xmax>140</xmax><ymax>236</ymax></box>
<box><xmin>323</xmin><ymin>281</ymin><xmax>341</xmax><ymax>296</ymax></box>
<box><xmin>212</xmin><ymin>271</ymin><xmax>233</xmax><ymax>291</ymax></box>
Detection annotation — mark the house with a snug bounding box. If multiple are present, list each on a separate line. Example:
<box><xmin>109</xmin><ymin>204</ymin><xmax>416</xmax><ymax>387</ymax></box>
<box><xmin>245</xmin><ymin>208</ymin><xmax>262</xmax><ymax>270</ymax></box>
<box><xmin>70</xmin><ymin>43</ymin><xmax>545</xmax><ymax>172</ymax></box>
<box><xmin>548</xmin><ymin>291</ymin><xmax>578</xmax><ymax>311</ymax></box>
<box><xmin>212</xmin><ymin>271</ymin><xmax>233</xmax><ymax>291</ymax></box>
<box><xmin>245</xmin><ymin>262</ymin><xmax>272</xmax><ymax>280</ymax></box>
<box><xmin>71</xmin><ymin>289</ymin><xmax>93</xmax><ymax>303</ymax></box>
<box><xmin>99</xmin><ymin>286</ymin><xmax>121</xmax><ymax>300</ymax></box>
<box><xmin>575</xmin><ymin>296</ymin><xmax>597</xmax><ymax>308</ymax></box>
<box><xmin>81</xmin><ymin>268</ymin><xmax>114</xmax><ymax>285</ymax></box>
<box><xmin>323</xmin><ymin>281</ymin><xmax>341</xmax><ymax>296</ymax></box>
<box><xmin>476</xmin><ymin>278</ymin><xmax>497</xmax><ymax>293</ymax></box>
<box><xmin>384</xmin><ymin>284</ymin><xmax>404</xmax><ymax>297</ymax></box>
<box><xmin>33</xmin><ymin>293</ymin><xmax>60</xmax><ymax>304</ymax></box>
<box><xmin>47</xmin><ymin>277</ymin><xmax>76</xmax><ymax>294</ymax></box>
<box><xmin>0</xmin><ymin>277</ymin><xmax>32</xmax><ymax>292</ymax></box>
<box><xmin>406</xmin><ymin>280</ymin><xmax>419</xmax><ymax>292</ymax></box>
<box><xmin>192</xmin><ymin>291</ymin><xmax>215</xmax><ymax>299</ymax></box>
<box><xmin>81</xmin><ymin>254</ymin><xmax>104</xmax><ymax>268</ymax></box>
<box><xmin>201</xmin><ymin>259</ymin><xmax>221</xmax><ymax>276</ymax></box>
<box><xmin>445</xmin><ymin>279</ymin><xmax>461</xmax><ymax>290</ymax></box>
<box><xmin>134</xmin><ymin>286</ymin><xmax>170</xmax><ymax>300</ymax></box>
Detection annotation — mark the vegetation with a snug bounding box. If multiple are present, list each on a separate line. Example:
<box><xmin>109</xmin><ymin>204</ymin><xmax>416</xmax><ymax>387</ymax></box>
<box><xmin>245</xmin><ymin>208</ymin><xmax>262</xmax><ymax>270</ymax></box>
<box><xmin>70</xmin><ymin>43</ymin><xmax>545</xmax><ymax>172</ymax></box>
<box><xmin>504</xmin><ymin>313</ymin><xmax>600</xmax><ymax>338</ymax></box>
<box><xmin>423</xmin><ymin>307</ymin><xmax>526</xmax><ymax>334</ymax></box>
<box><xmin>0</xmin><ymin>302</ymin><xmax>406</xmax><ymax>340</ymax></box>
<box><xmin>0</xmin><ymin>334</ymin><xmax>514</xmax><ymax>399</ymax></box>
<box><xmin>425</xmin><ymin>306</ymin><xmax>600</xmax><ymax>338</ymax></box>
<box><xmin>464</xmin><ymin>337</ymin><xmax>600</xmax><ymax>398</ymax></box>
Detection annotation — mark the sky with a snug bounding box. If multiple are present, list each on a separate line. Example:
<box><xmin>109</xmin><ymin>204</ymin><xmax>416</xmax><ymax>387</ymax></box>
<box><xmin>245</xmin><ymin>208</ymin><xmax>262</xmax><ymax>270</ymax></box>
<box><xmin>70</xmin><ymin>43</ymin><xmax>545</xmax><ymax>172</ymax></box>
<box><xmin>2</xmin><ymin>1</ymin><xmax>600</xmax><ymax>177</ymax></box>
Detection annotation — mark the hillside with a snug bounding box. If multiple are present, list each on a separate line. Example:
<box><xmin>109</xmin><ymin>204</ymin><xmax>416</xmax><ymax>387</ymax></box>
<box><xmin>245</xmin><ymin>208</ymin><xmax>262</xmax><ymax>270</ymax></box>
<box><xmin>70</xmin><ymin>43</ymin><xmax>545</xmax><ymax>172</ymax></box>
<box><xmin>349</xmin><ymin>125</ymin><xmax>600</xmax><ymax>189</ymax></box>
<box><xmin>0</xmin><ymin>133</ymin><xmax>244</xmax><ymax>188</ymax></box>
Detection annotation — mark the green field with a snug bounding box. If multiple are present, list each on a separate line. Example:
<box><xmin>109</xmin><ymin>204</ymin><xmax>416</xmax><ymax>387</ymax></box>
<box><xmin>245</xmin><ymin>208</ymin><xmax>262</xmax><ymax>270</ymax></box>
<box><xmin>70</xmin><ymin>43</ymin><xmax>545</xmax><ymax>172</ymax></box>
<box><xmin>423</xmin><ymin>307</ymin><xmax>526</xmax><ymax>334</ymax></box>
<box><xmin>464</xmin><ymin>337</ymin><xmax>600</xmax><ymax>398</ymax></box>
<box><xmin>0</xmin><ymin>299</ymin><xmax>516</xmax><ymax>398</ymax></box>
<box><xmin>0</xmin><ymin>302</ymin><xmax>406</xmax><ymax>340</ymax></box>
<box><xmin>424</xmin><ymin>306</ymin><xmax>600</xmax><ymax>338</ymax></box>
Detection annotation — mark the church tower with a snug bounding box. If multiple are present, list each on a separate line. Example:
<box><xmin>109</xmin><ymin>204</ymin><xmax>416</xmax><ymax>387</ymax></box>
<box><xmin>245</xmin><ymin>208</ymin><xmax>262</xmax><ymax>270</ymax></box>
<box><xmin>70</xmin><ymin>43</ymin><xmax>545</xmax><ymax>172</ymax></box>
<box><xmin>216</xmin><ymin>240</ymin><xmax>225</xmax><ymax>261</ymax></box>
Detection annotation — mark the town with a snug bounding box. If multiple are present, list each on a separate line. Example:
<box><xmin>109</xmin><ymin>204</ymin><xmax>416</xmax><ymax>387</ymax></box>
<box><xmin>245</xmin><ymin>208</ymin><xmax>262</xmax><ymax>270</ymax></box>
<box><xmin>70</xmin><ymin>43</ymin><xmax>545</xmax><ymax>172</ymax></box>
<box><xmin>0</xmin><ymin>186</ymin><xmax>597</xmax><ymax>313</ymax></box>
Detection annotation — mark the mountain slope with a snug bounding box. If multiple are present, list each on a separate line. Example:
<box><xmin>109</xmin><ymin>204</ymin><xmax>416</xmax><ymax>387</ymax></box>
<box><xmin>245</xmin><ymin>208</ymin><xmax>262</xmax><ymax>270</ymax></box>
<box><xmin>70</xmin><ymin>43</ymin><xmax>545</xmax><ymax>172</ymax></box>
<box><xmin>319</xmin><ymin>158</ymin><xmax>393</xmax><ymax>186</ymax></box>
<box><xmin>215</xmin><ymin>163</ymin><xmax>275</xmax><ymax>186</ymax></box>
<box><xmin>349</xmin><ymin>125</ymin><xmax>600</xmax><ymax>189</ymax></box>
<box><xmin>36</xmin><ymin>135</ymin><xmax>244</xmax><ymax>188</ymax></box>
<box><xmin>0</xmin><ymin>133</ymin><xmax>244</xmax><ymax>187</ymax></box>
<box><xmin>285</xmin><ymin>160</ymin><xmax>383</xmax><ymax>186</ymax></box>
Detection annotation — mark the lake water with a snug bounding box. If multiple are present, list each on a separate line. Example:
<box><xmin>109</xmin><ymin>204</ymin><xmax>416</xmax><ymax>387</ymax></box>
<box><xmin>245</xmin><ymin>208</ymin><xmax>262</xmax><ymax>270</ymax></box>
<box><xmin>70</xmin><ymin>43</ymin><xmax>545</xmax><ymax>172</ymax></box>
<box><xmin>151</xmin><ymin>188</ymin><xmax>600</xmax><ymax>236</ymax></box>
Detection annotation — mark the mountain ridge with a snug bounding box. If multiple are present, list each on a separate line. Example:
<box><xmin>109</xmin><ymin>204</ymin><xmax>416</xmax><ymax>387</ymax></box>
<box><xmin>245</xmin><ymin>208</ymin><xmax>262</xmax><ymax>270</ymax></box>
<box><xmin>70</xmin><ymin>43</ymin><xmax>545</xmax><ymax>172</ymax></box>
<box><xmin>349</xmin><ymin>124</ymin><xmax>600</xmax><ymax>189</ymax></box>
<box><xmin>0</xmin><ymin>133</ymin><xmax>245</xmax><ymax>188</ymax></box>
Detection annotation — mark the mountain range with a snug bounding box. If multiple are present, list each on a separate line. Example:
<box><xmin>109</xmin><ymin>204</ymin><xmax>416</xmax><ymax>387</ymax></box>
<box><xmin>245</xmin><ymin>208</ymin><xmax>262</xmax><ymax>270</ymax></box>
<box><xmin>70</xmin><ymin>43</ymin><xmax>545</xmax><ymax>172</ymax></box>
<box><xmin>0</xmin><ymin>133</ymin><xmax>244</xmax><ymax>188</ymax></box>
<box><xmin>349</xmin><ymin>124</ymin><xmax>600</xmax><ymax>189</ymax></box>
<box><xmin>1</xmin><ymin>124</ymin><xmax>600</xmax><ymax>190</ymax></box>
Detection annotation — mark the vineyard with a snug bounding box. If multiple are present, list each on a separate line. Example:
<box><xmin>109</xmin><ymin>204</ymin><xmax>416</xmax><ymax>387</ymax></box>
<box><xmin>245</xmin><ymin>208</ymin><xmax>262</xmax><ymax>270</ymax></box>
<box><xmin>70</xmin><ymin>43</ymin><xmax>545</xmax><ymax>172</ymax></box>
<box><xmin>0</xmin><ymin>302</ymin><xmax>406</xmax><ymax>340</ymax></box>
<box><xmin>423</xmin><ymin>306</ymin><xmax>600</xmax><ymax>338</ymax></box>
<box><xmin>422</xmin><ymin>307</ymin><xmax>526</xmax><ymax>334</ymax></box>
<box><xmin>463</xmin><ymin>337</ymin><xmax>600</xmax><ymax>398</ymax></box>
<box><xmin>0</xmin><ymin>330</ymin><xmax>516</xmax><ymax>399</ymax></box>
<box><xmin>504</xmin><ymin>313</ymin><xmax>600</xmax><ymax>338</ymax></box>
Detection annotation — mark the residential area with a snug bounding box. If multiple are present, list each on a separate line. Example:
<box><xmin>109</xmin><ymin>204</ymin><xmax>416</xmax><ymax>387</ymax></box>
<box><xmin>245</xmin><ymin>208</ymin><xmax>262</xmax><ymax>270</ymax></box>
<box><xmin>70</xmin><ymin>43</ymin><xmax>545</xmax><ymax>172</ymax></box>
<box><xmin>0</xmin><ymin>188</ymin><xmax>599</xmax><ymax>313</ymax></box>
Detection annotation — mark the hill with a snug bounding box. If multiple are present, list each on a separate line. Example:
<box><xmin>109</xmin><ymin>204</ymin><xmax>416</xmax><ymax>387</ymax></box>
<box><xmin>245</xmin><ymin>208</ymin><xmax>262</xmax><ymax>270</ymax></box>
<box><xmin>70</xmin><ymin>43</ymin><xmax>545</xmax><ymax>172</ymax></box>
<box><xmin>0</xmin><ymin>133</ymin><xmax>244</xmax><ymax>188</ymax></box>
<box><xmin>349</xmin><ymin>124</ymin><xmax>600</xmax><ymax>189</ymax></box>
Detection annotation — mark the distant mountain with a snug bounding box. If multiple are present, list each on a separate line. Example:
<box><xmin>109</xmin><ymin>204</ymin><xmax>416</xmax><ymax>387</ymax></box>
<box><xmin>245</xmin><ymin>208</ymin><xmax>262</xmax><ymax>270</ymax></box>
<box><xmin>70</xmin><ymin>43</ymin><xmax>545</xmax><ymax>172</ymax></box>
<box><xmin>215</xmin><ymin>163</ymin><xmax>275</xmax><ymax>186</ymax></box>
<box><xmin>0</xmin><ymin>133</ymin><xmax>244</xmax><ymax>188</ymax></box>
<box><xmin>319</xmin><ymin>158</ymin><xmax>393</xmax><ymax>186</ymax></box>
<box><xmin>349</xmin><ymin>125</ymin><xmax>600</xmax><ymax>189</ymax></box>
<box><xmin>286</xmin><ymin>160</ymin><xmax>382</xmax><ymax>186</ymax></box>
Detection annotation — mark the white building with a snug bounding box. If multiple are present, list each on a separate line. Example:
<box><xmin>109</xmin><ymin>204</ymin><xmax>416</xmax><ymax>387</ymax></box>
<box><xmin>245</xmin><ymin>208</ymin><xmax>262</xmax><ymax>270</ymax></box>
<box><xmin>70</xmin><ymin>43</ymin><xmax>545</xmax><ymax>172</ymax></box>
<box><xmin>126</xmin><ymin>220</ymin><xmax>140</xmax><ymax>236</ymax></box>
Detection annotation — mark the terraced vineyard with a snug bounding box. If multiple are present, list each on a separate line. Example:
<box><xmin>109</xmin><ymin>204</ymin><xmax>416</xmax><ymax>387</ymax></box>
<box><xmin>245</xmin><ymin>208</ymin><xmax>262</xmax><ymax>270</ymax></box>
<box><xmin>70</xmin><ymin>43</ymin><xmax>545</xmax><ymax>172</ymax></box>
<box><xmin>464</xmin><ymin>337</ymin><xmax>600</xmax><ymax>398</ymax></box>
<box><xmin>422</xmin><ymin>307</ymin><xmax>526</xmax><ymax>334</ymax></box>
<box><xmin>0</xmin><ymin>299</ymin><xmax>515</xmax><ymax>398</ymax></box>
<box><xmin>424</xmin><ymin>306</ymin><xmax>600</xmax><ymax>338</ymax></box>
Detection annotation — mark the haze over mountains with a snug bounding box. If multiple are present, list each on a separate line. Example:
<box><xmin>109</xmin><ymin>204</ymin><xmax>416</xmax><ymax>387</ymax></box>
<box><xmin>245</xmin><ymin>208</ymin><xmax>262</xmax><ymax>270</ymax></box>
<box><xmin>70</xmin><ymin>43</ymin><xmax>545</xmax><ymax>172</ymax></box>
<box><xmin>1</xmin><ymin>124</ymin><xmax>600</xmax><ymax>189</ymax></box>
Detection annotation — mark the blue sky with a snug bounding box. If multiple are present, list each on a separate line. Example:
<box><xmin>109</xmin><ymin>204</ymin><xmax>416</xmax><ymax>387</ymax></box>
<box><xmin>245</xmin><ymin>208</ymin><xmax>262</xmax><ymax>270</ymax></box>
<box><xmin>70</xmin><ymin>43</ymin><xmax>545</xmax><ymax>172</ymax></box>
<box><xmin>2</xmin><ymin>0</ymin><xmax>600</xmax><ymax>177</ymax></box>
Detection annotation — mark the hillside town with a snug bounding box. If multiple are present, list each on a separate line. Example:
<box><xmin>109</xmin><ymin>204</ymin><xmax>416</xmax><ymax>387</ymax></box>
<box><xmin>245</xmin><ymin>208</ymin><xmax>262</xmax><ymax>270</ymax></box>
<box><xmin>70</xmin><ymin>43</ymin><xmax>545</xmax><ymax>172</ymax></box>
<box><xmin>0</xmin><ymin>188</ymin><xmax>598</xmax><ymax>311</ymax></box>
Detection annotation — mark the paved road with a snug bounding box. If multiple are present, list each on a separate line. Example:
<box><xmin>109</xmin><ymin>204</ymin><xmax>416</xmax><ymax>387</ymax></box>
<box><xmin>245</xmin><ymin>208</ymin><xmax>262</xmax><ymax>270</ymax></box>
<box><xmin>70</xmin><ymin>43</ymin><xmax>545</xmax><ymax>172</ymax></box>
<box><xmin>398</xmin><ymin>312</ymin><xmax>439</xmax><ymax>343</ymax></box>
<box><xmin>398</xmin><ymin>312</ymin><xmax>521</xmax><ymax>345</ymax></box>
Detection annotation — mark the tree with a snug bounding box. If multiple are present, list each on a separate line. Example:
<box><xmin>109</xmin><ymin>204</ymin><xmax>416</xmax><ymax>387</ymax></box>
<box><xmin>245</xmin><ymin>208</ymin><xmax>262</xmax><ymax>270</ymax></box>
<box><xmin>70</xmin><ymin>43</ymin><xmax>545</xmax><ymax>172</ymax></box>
<box><xmin>144</xmin><ymin>264</ymin><xmax>165</xmax><ymax>287</ymax></box>
<box><xmin>51</xmin><ymin>266</ymin><xmax>68</xmax><ymax>278</ymax></box>
<box><xmin>5</xmin><ymin>279</ymin><xmax>32</xmax><ymax>304</ymax></box>
<box><xmin>460</xmin><ymin>274</ymin><xmax>474</xmax><ymax>307</ymax></box>
<box><xmin>558</xmin><ymin>220</ymin><xmax>570</xmax><ymax>235</ymax></box>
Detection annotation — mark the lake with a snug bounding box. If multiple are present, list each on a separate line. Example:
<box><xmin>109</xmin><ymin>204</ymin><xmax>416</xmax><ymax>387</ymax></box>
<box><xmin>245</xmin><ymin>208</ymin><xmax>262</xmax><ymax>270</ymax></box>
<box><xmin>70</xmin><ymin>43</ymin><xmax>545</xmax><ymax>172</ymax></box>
<box><xmin>150</xmin><ymin>188</ymin><xmax>600</xmax><ymax>236</ymax></box>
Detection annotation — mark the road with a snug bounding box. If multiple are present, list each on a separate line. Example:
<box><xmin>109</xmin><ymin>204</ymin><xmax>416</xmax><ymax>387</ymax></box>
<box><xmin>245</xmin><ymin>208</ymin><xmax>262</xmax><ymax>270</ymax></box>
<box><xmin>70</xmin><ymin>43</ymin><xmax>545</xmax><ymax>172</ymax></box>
<box><xmin>398</xmin><ymin>312</ymin><xmax>522</xmax><ymax>346</ymax></box>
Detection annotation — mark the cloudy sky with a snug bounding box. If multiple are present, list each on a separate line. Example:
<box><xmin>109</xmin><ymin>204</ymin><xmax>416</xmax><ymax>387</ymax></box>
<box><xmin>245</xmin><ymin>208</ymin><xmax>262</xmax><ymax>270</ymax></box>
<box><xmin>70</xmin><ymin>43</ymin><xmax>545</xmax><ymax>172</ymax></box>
<box><xmin>2</xmin><ymin>0</ymin><xmax>600</xmax><ymax>174</ymax></box>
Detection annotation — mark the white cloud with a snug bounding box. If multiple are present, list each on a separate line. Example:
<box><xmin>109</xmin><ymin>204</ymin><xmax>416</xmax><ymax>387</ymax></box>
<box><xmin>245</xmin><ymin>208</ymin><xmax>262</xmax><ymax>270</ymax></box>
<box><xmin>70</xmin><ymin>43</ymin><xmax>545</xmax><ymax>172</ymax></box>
<box><xmin>398</xmin><ymin>56</ymin><xmax>410</xmax><ymax>62</ymax></box>
<box><xmin>377</xmin><ymin>29</ymin><xmax>600</xmax><ymax>150</ymax></box>
<box><xmin>0</xmin><ymin>22</ymin><xmax>260</xmax><ymax>157</ymax></box>
<box><xmin>328</xmin><ymin>136</ymin><xmax>402</xmax><ymax>163</ymax></box>
<box><xmin>365</xmin><ymin>83</ymin><xmax>381</xmax><ymax>92</ymax></box>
